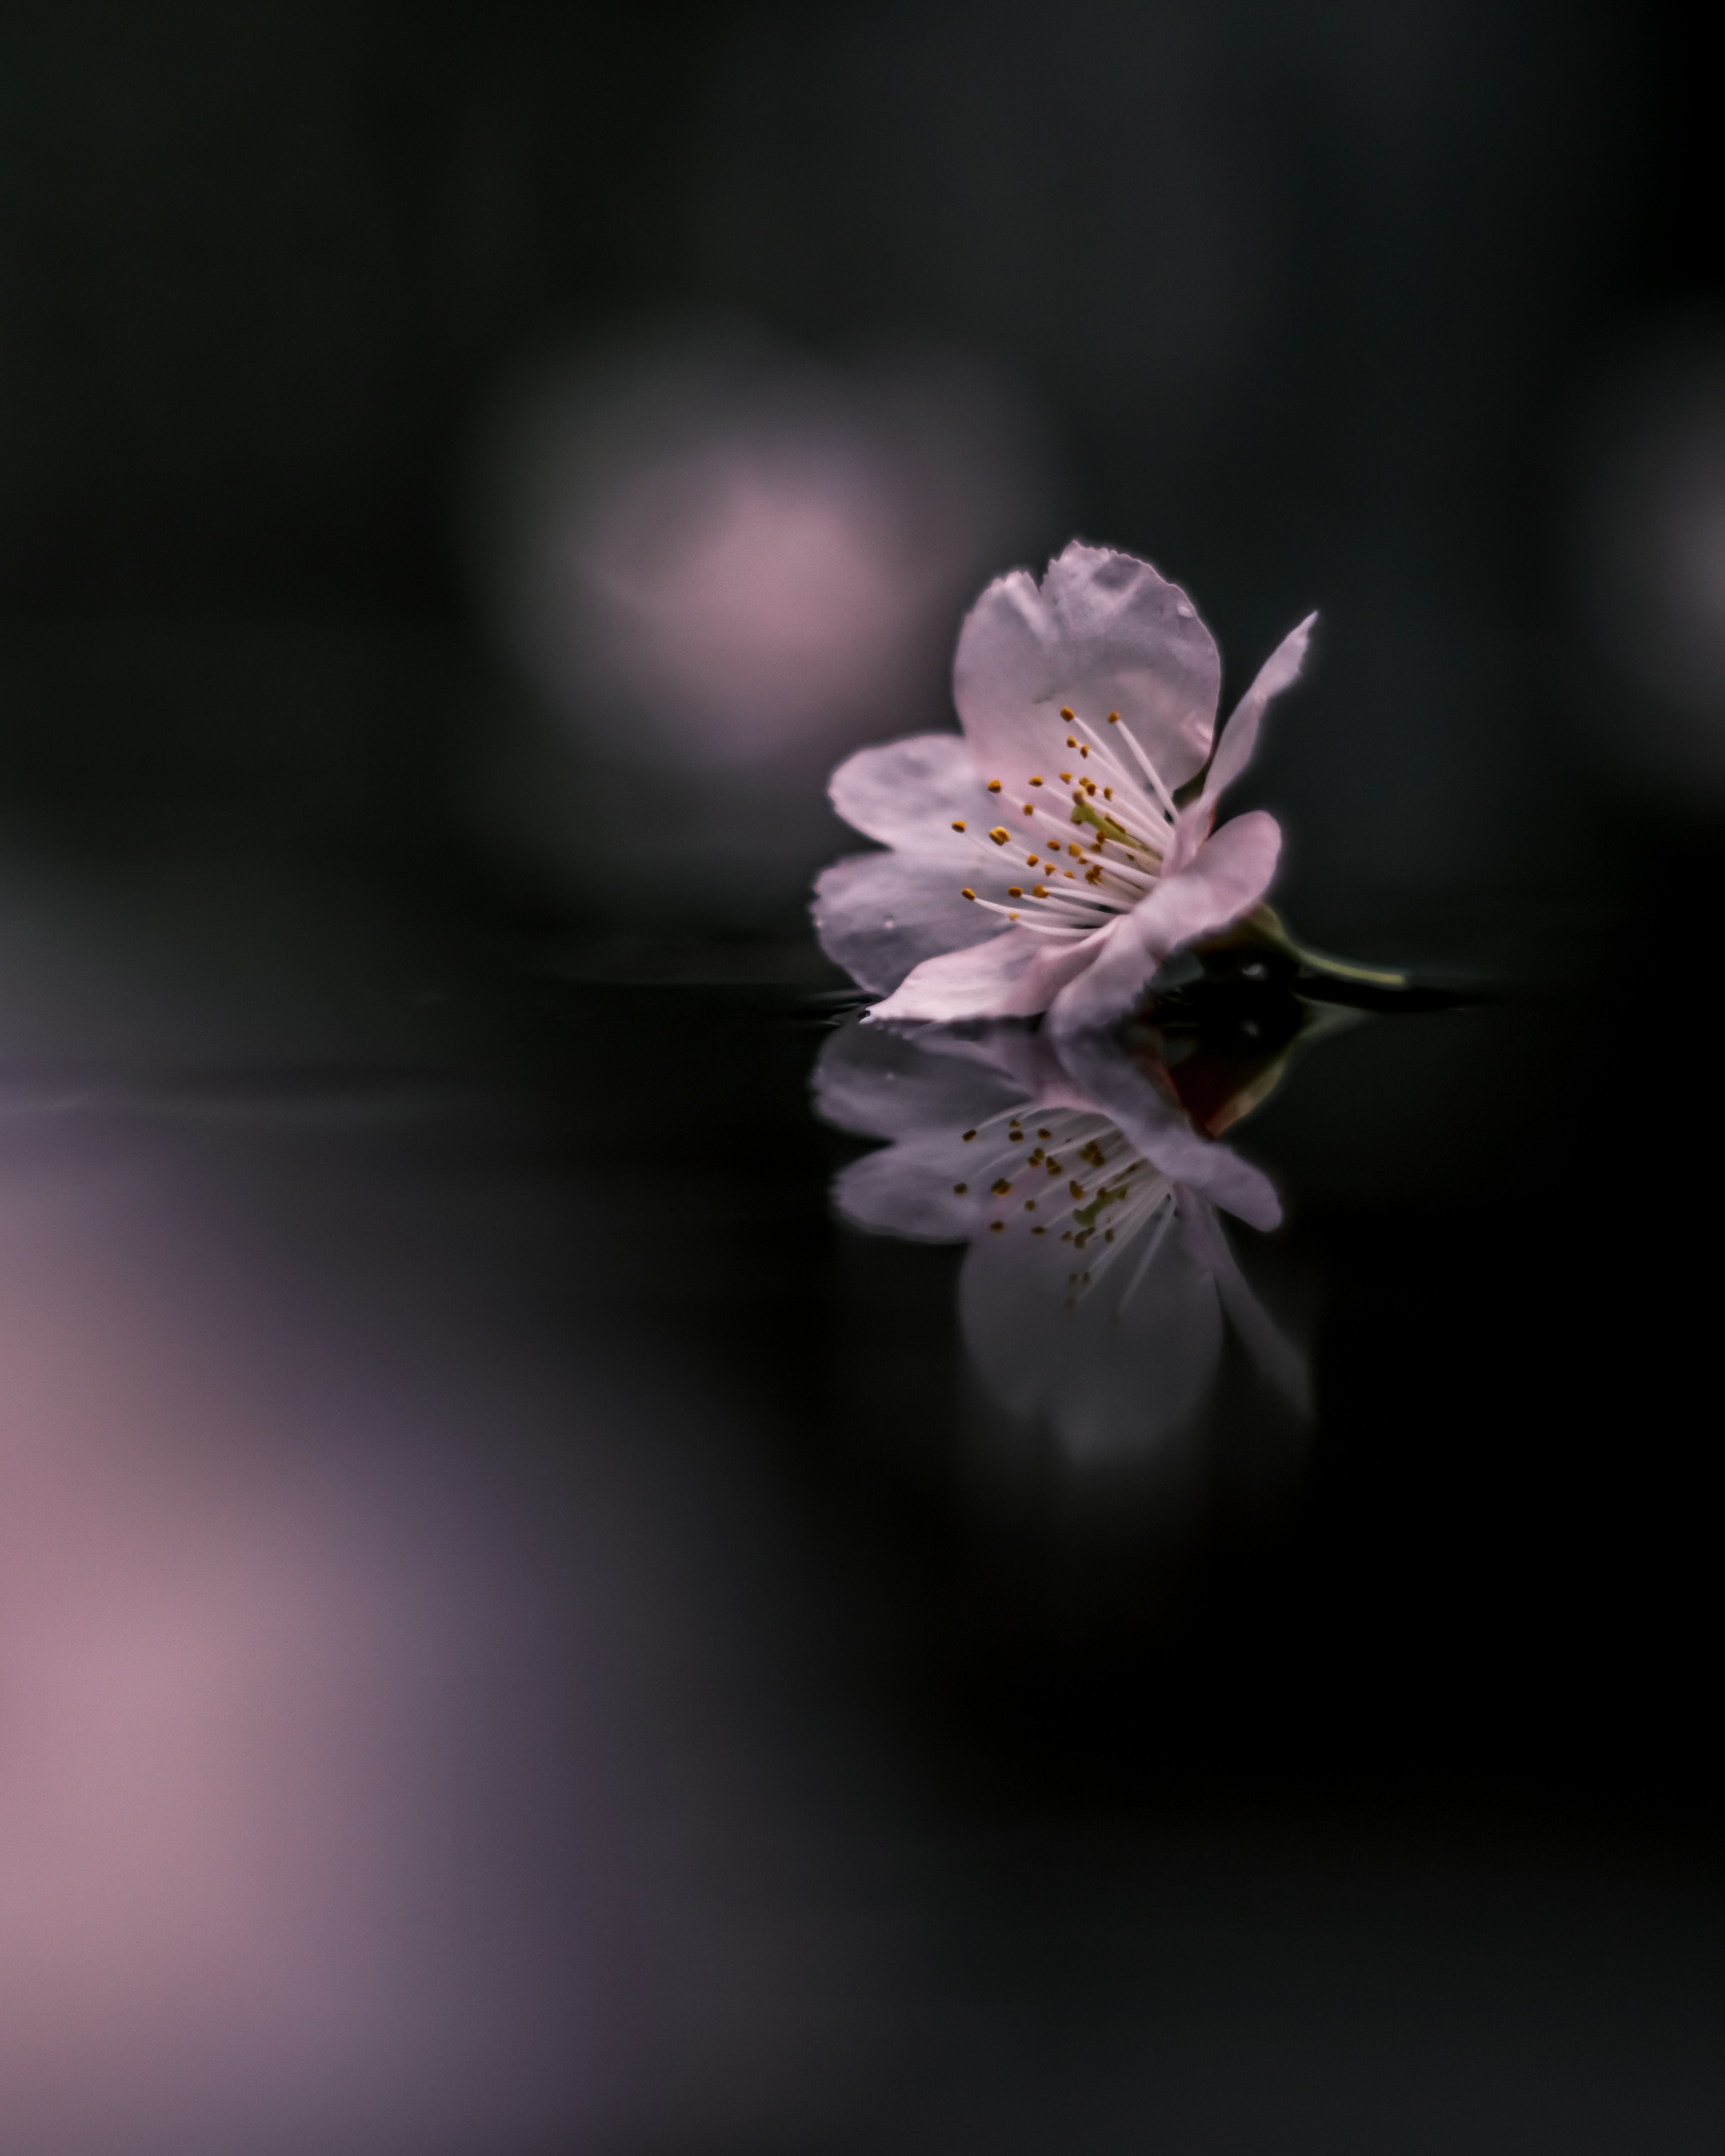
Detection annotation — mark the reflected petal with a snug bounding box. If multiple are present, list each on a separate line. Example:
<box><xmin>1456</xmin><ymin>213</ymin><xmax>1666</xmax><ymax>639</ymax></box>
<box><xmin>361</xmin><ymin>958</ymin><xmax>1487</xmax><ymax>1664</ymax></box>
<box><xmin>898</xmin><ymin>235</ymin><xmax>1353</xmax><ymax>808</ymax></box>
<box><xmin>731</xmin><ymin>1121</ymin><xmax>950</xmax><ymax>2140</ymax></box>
<box><xmin>1050</xmin><ymin>1020</ymin><xmax>1283</xmax><ymax>1230</ymax></box>
<box><xmin>1181</xmin><ymin>1197</ymin><xmax>1311</xmax><ymax>1415</ymax></box>
<box><xmin>813</xmin><ymin>1015</ymin><xmax>1308</xmax><ymax>1469</ymax></box>
<box><xmin>955</xmin><ymin>1021</ymin><xmax>1107</xmax><ymax>1115</ymax></box>
<box><xmin>960</xmin><ymin>1188</ymin><xmax>1225</xmax><ymax>1462</ymax></box>
<box><xmin>813</xmin><ymin>1013</ymin><xmax>1023</xmax><ymax>1141</ymax></box>
<box><xmin>835</xmin><ymin>1133</ymin><xmax>986</xmax><ymax>1241</ymax></box>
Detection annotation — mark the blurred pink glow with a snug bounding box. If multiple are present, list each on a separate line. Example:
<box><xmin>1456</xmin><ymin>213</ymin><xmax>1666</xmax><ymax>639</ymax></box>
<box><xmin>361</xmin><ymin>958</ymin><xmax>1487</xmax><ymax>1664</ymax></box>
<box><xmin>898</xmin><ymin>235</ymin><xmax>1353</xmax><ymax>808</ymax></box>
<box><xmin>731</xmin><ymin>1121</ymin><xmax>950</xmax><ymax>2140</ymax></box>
<box><xmin>582</xmin><ymin>443</ymin><xmax>924</xmax><ymax>762</ymax></box>
<box><xmin>476</xmin><ymin>325</ymin><xmax>1060</xmax><ymax>790</ymax></box>
<box><xmin>0</xmin><ymin>1169</ymin><xmax>620</xmax><ymax>2153</ymax></box>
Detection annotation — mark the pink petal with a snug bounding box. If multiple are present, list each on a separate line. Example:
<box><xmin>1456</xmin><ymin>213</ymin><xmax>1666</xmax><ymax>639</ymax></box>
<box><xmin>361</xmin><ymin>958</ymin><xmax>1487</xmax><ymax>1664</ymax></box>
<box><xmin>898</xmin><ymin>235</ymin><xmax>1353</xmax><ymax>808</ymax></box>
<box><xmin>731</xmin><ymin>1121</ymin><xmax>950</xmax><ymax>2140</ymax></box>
<box><xmin>827</xmin><ymin>732</ymin><xmax>986</xmax><ymax>852</ymax></box>
<box><xmin>869</xmin><ymin>919</ymin><xmax>1108</xmax><ymax>1023</ymax></box>
<box><xmin>1048</xmin><ymin>812</ymin><xmax>1283</xmax><ymax>1034</ymax></box>
<box><xmin>812</xmin><ymin>850</ymin><xmax>1005</xmax><ymax>997</ymax></box>
<box><xmin>1138</xmin><ymin>808</ymin><xmax>1282</xmax><ymax>958</ymax></box>
<box><xmin>953</xmin><ymin>542</ymin><xmax>1221</xmax><ymax>805</ymax></box>
<box><xmin>1167</xmin><ymin>613</ymin><xmax>1314</xmax><ymax>875</ymax></box>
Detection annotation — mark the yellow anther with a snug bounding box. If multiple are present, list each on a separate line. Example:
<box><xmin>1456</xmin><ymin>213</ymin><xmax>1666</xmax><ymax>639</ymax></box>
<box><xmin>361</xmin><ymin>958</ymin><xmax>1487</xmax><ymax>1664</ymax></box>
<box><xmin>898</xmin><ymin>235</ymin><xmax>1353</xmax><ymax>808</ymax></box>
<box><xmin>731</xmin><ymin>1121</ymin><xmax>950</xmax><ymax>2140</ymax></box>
<box><xmin>1103</xmin><ymin>788</ymin><xmax>1112</xmax><ymax>800</ymax></box>
<box><xmin>1033</xmin><ymin>885</ymin><xmax>1049</xmax><ymax>897</ymax></box>
<box><xmin>1029</xmin><ymin>776</ymin><xmax>1044</xmax><ymax>786</ymax></box>
<box><xmin>1037</xmin><ymin>1128</ymin><xmax>1052</xmax><ymax>1138</ymax></box>
<box><xmin>963</xmin><ymin>1129</ymin><xmax>977</xmax><ymax>1141</ymax></box>
<box><xmin>987</xmin><ymin>779</ymin><xmax>1002</xmax><ymax>792</ymax></box>
<box><xmin>1070</xmin><ymin>1181</ymin><xmax>1087</xmax><ymax>1199</ymax></box>
<box><xmin>1107</xmin><ymin>711</ymin><xmax>1120</xmax><ymax>724</ymax></box>
<box><xmin>1024</xmin><ymin>1200</ymin><xmax>1036</xmax><ymax>1211</ymax></box>
<box><xmin>1031</xmin><ymin>1225</ymin><xmax>1045</xmax><ymax>1235</ymax></box>
<box><xmin>1008</xmin><ymin>885</ymin><xmax>1023</xmax><ymax>897</ymax></box>
<box><xmin>953</xmin><ymin>1182</ymin><xmax>968</xmax><ymax>1195</ymax></box>
<box><xmin>1080</xmin><ymin>746</ymin><xmax>1090</xmax><ymax>758</ymax></box>
<box><xmin>1046</xmin><ymin>1158</ymin><xmax>1062</xmax><ymax>1174</ymax></box>
<box><xmin>989</xmin><ymin>1221</ymin><xmax>1004</xmax><ymax>1233</ymax></box>
<box><xmin>961</xmin><ymin>887</ymin><xmax>977</xmax><ymax>901</ymax></box>
<box><xmin>1060</xmin><ymin>706</ymin><xmax>1075</xmax><ymax>719</ymax></box>
<box><xmin>989</xmin><ymin>827</ymin><xmax>1009</xmax><ymax>845</ymax></box>
<box><xmin>991</xmin><ymin>1178</ymin><xmax>1012</xmax><ymax>1195</ymax></box>
<box><xmin>1022</xmin><ymin>802</ymin><xmax>1035</xmax><ymax>815</ymax></box>
<box><xmin>952</xmin><ymin>819</ymin><xmax>967</xmax><ymax>831</ymax></box>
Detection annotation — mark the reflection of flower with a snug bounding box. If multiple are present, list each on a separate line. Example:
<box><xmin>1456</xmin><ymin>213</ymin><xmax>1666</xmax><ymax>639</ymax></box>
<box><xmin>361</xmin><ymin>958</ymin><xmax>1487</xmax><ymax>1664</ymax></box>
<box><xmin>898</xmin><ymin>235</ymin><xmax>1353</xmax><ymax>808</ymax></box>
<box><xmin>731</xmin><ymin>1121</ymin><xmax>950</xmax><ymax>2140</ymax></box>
<box><xmin>814</xmin><ymin>540</ymin><xmax>1313</xmax><ymax>1037</ymax></box>
<box><xmin>815</xmin><ymin>1014</ymin><xmax>1308</xmax><ymax>1463</ymax></box>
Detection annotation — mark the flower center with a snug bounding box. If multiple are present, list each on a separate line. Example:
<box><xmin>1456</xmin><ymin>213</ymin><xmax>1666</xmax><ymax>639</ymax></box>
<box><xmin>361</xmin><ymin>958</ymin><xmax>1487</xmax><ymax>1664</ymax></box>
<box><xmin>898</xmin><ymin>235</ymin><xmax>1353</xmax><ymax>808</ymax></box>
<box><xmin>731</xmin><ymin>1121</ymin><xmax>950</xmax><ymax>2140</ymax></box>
<box><xmin>950</xmin><ymin>705</ymin><xmax>1179</xmax><ymax>938</ymax></box>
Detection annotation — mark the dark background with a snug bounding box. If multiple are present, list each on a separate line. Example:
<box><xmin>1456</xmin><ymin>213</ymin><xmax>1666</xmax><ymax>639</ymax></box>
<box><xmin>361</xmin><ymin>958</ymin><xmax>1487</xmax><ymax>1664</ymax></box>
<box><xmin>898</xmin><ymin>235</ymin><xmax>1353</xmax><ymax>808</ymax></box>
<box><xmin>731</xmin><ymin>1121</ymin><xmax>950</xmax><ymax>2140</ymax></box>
<box><xmin>0</xmin><ymin>0</ymin><xmax>1706</xmax><ymax>886</ymax></box>
<box><xmin>2</xmin><ymin>5</ymin><xmax>1723</xmax><ymax>2150</ymax></box>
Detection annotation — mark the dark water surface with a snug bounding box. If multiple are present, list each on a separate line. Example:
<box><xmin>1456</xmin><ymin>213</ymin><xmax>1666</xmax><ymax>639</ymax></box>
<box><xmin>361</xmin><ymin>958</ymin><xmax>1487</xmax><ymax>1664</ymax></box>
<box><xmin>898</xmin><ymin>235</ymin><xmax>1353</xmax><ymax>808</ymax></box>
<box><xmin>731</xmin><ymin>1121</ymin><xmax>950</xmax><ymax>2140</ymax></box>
<box><xmin>2</xmin><ymin>831</ymin><xmax>1720</xmax><ymax>2153</ymax></box>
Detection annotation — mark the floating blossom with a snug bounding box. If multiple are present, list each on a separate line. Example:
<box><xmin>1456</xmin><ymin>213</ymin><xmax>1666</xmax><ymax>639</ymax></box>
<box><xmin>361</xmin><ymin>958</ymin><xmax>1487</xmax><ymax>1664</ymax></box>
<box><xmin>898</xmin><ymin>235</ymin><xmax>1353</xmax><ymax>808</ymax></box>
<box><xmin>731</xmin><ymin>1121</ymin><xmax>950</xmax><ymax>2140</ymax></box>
<box><xmin>812</xmin><ymin>540</ymin><xmax>1314</xmax><ymax>1035</ymax></box>
<box><xmin>814</xmin><ymin>1015</ymin><xmax>1309</xmax><ymax>1463</ymax></box>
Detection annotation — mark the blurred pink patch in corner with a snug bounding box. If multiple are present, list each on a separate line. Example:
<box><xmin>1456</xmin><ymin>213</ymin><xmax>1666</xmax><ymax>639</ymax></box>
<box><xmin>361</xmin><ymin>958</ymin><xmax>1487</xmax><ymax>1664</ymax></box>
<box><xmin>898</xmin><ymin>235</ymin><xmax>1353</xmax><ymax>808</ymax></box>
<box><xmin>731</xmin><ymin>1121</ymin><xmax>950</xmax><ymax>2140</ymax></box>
<box><xmin>0</xmin><ymin>1169</ymin><xmax>626</xmax><ymax>2156</ymax></box>
<box><xmin>463</xmin><ymin>322</ymin><xmax>1065</xmax><ymax>917</ymax></box>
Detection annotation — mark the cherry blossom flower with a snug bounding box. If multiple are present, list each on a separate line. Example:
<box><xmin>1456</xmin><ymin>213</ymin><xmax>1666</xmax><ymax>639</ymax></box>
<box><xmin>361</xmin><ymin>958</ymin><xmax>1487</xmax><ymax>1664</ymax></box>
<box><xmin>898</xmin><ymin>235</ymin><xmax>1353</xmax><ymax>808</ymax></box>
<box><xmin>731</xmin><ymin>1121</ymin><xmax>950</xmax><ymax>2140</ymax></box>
<box><xmin>813</xmin><ymin>540</ymin><xmax>1314</xmax><ymax>1036</ymax></box>
<box><xmin>814</xmin><ymin>1014</ymin><xmax>1308</xmax><ymax>1463</ymax></box>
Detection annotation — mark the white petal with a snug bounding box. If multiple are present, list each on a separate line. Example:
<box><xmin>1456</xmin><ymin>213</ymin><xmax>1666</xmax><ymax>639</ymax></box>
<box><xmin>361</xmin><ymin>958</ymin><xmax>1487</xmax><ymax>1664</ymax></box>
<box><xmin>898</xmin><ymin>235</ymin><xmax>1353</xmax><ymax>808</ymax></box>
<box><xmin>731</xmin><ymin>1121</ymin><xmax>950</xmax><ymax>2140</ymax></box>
<box><xmin>959</xmin><ymin>1189</ymin><xmax>1225</xmax><ymax>1462</ymax></box>
<box><xmin>813</xmin><ymin>850</ymin><xmax>1004</xmax><ymax>997</ymax></box>
<box><xmin>1047</xmin><ymin>812</ymin><xmax>1283</xmax><ymax>1033</ymax></box>
<box><xmin>1048</xmin><ymin>1022</ymin><xmax>1283</xmax><ymax>1229</ymax></box>
<box><xmin>953</xmin><ymin>541</ymin><xmax>1222</xmax><ymax>803</ymax></box>
<box><xmin>1167</xmin><ymin>613</ymin><xmax>1314</xmax><ymax>874</ymax></box>
<box><xmin>813</xmin><ymin>1012</ymin><xmax>1024</xmax><ymax>1141</ymax></box>
<box><xmin>870</xmin><ymin>920</ymin><xmax>1107</xmax><ymax>1023</ymax></box>
<box><xmin>827</xmin><ymin>731</ymin><xmax>988</xmax><ymax>853</ymax></box>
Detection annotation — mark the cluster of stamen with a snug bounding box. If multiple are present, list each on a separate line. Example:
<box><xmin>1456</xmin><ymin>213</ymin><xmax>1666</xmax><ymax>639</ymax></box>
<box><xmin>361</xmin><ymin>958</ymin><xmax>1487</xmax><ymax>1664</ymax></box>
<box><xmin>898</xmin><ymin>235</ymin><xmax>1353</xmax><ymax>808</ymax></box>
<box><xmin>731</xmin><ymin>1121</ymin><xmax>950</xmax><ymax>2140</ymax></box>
<box><xmin>950</xmin><ymin>704</ymin><xmax>1179</xmax><ymax>936</ymax></box>
<box><xmin>956</xmin><ymin>1101</ymin><xmax>1180</xmax><ymax>1309</ymax></box>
